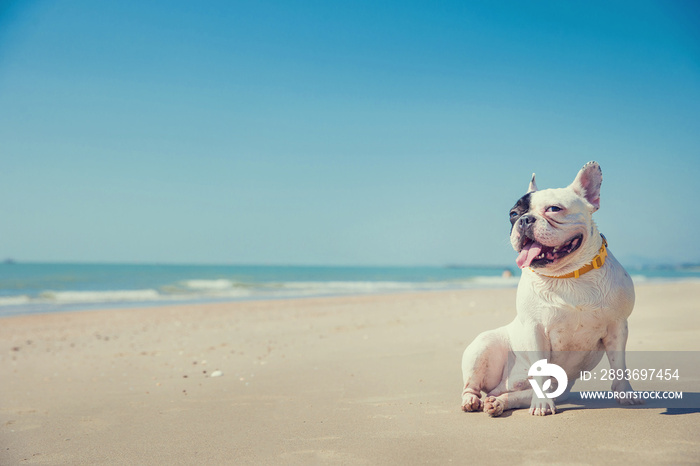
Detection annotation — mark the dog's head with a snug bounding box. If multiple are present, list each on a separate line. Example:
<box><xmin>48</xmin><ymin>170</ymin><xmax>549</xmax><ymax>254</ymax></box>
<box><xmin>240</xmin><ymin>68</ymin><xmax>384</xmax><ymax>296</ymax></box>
<box><xmin>509</xmin><ymin>161</ymin><xmax>602</xmax><ymax>272</ymax></box>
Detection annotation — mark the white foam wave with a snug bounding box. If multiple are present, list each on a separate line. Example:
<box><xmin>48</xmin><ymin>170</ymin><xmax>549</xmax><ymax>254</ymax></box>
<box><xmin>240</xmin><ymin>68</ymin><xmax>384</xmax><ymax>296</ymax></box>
<box><xmin>183</xmin><ymin>279</ymin><xmax>236</xmax><ymax>290</ymax></box>
<box><xmin>276</xmin><ymin>277</ymin><xmax>518</xmax><ymax>296</ymax></box>
<box><xmin>39</xmin><ymin>289</ymin><xmax>162</xmax><ymax>304</ymax></box>
<box><xmin>179</xmin><ymin>279</ymin><xmax>423</xmax><ymax>297</ymax></box>
<box><xmin>0</xmin><ymin>295</ymin><xmax>32</xmax><ymax>306</ymax></box>
<box><xmin>469</xmin><ymin>276</ymin><xmax>521</xmax><ymax>287</ymax></box>
<box><xmin>0</xmin><ymin>275</ymin><xmax>521</xmax><ymax>309</ymax></box>
<box><xmin>181</xmin><ymin>287</ymin><xmax>252</xmax><ymax>298</ymax></box>
<box><xmin>282</xmin><ymin>281</ymin><xmax>418</xmax><ymax>292</ymax></box>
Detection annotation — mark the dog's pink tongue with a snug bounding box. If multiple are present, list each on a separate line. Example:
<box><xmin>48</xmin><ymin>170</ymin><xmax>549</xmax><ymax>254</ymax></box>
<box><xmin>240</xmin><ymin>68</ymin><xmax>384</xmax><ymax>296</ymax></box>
<box><xmin>516</xmin><ymin>241</ymin><xmax>543</xmax><ymax>269</ymax></box>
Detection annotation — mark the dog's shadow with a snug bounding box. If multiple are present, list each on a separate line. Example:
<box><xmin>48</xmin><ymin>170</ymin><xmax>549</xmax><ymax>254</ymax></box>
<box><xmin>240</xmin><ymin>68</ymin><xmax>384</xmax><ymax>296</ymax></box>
<box><xmin>559</xmin><ymin>391</ymin><xmax>700</xmax><ymax>415</ymax></box>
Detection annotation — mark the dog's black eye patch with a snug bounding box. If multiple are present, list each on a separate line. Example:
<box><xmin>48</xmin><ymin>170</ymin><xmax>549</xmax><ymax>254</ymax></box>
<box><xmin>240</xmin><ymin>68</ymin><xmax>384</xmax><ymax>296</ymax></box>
<box><xmin>509</xmin><ymin>193</ymin><xmax>531</xmax><ymax>228</ymax></box>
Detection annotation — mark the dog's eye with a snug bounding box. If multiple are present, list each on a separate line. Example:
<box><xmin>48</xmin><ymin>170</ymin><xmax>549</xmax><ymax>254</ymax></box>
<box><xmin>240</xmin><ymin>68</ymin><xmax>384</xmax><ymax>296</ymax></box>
<box><xmin>509</xmin><ymin>211</ymin><xmax>518</xmax><ymax>218</ymax></box>
<box><xmin>546</xmin><ymin>206</ymin><xmax>562</xmax><ymax>213</ymax></box>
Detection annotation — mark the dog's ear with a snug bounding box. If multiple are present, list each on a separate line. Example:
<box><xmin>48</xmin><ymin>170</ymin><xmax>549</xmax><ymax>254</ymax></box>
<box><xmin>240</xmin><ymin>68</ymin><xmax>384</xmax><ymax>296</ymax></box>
<box><xmin>570</xmin><ymin>161</ymin><xmax>602</xmax><ymax>211</ymax></box>
<box><xmin>527</xmin><ymin>173</ymin><xmax>538</xmax><ymax>193</ymax></box>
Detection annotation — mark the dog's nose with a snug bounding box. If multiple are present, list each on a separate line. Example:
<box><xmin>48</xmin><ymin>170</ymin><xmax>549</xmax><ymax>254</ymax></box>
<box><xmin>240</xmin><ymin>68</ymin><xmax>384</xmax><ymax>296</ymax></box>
<box><xmin>519</xmin><ymin>214</ymin><xmax>535</xmax><ymax>228</ymax></box>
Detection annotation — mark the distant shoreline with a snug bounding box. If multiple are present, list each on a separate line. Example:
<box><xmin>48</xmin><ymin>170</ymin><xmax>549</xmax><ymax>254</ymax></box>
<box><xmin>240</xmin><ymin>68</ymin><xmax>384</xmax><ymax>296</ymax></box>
<box><xmin>2</xmin><ymin>274</ymin><xmax>699</xmax><ymax>319</ymax></box>
<box><xmin>2</xmin><ymin>262</ymin><xmax>700</xmax><ymax>318</ymax></box>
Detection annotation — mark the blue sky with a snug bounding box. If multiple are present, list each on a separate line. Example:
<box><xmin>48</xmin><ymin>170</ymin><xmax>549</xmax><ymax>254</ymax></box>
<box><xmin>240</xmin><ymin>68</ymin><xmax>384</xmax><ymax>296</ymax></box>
<box><xmin>1</xmin><ymin>1</ymin><xmax>698</xmax><ymax>266</ymax></box>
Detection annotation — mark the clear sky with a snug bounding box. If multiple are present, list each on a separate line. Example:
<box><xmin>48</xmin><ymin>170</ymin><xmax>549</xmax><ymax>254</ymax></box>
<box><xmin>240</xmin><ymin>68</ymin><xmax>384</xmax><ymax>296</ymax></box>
<box><xmin>1</xmin><ymin>1</ymin><xmax>698</xmax><ymax>266</ymax></box>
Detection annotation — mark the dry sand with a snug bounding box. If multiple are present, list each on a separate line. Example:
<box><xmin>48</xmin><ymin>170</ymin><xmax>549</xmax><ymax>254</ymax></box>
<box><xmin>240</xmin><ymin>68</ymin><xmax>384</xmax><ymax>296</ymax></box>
<box><xmin>1</xmin><ymin>281</ymin><xmax>699</xmax><ymax>465</ymax></box>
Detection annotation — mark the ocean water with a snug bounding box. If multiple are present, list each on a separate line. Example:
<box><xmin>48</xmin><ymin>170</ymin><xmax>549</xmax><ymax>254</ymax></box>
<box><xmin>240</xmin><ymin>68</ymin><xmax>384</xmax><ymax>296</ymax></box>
<box><xmin>0</xmin><ymin>262</ymin><xmax>698</xmax><ymax>317</ymax></box>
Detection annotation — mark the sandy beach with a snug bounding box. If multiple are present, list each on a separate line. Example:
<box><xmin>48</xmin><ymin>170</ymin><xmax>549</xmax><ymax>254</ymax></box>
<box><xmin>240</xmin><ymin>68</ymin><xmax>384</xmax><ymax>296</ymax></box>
<box><xmin>1</xmin><ymin>281</ymin><xmax>699</xmax><ymax>465</ymax></box>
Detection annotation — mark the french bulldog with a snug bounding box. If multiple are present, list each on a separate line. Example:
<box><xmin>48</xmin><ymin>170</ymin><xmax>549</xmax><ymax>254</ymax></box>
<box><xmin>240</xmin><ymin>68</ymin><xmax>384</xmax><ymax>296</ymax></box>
<box><xmin>461</xmin><ymin>161</ymin><xmax>640</xmax><ymax>416</ymax></box>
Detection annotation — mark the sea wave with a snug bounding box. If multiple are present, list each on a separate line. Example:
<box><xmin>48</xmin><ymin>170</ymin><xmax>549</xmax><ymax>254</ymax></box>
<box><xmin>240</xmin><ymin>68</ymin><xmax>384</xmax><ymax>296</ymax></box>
<box><xmin>179</xmin><ymin>279</ymin><xmax>470</xmax><ymax>297</ymax></box>
<box><xmin>183</xmin><ymin>279</ymin><xmax>236</xmax><ymax>290</ymax></box>
<box><xmin>282</xmin><ymin>281</ymin><xmax>420</xmax><ymax>293</ymax></box>
<box><xmin>0</xmin><ymin>275</ymin><xmax>521</xmax><ymax>313</ymax></box>
<box><xmin>39</xmin><ymin>289</ymin><xmax>163</xmax><ymax>303</ymax></box>
<box><xmin>469</xmin><ymin>276</ymin><xmax>521</xmax><ymax>287</ymax></box>
<box><xmin>2</xmin><ymin>262</ymin><xmax>697</xmax><ymax>317</ymax></box>
<box><xmin>0</xmin><ymin>295</ymin><xmax>32</xmax><ymax>306</ymax></box>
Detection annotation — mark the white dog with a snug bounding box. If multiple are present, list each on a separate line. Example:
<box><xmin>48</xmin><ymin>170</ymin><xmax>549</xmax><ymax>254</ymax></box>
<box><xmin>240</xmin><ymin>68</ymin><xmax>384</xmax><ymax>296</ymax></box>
<box><xmin>461</xmin><ymin>161</ymin><xmax>641</xmax><ymax>416</ymax></box>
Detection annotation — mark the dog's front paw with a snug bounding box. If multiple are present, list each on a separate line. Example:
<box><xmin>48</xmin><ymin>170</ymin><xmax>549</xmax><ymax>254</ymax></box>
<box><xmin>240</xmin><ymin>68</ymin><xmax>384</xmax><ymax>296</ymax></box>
<box><xmin>461</xmin><ymin>392</ymin><xmax>483</xmax><ymax>412</ymax></box>
<box><xmin>483</xmin><ymin>396</ymin><xmax>505</xmax><ymax>417</ymax></box>
<box><xmin>611</xmin><ymin>381</ymin><xmax>645</xmax><ymax>406</ymax></box>
<box><xmin>529</xmin><ymin>395</ymin><xmax>556</xmax><ymax>416</ymax></box>
<box><xmin>616</xmin><ymin>395</ymin><xmax>644</xmax><ymax>406</ymax></box>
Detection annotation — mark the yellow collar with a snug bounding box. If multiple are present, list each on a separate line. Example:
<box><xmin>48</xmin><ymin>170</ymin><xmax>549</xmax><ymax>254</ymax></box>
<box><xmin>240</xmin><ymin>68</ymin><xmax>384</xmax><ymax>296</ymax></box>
<box><xmin>532</xmin><ymin>234</ymin><xmax>608</xmax><ymax>279</ymax></box>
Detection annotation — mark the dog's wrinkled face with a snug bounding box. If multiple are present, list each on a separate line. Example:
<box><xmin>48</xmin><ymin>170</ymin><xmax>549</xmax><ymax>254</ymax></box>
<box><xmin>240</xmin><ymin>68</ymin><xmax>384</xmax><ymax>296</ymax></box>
<box><xmin>509</xmin><ymin>162</ymin><xmax>602</xmax><ymax>270</ymax></box>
